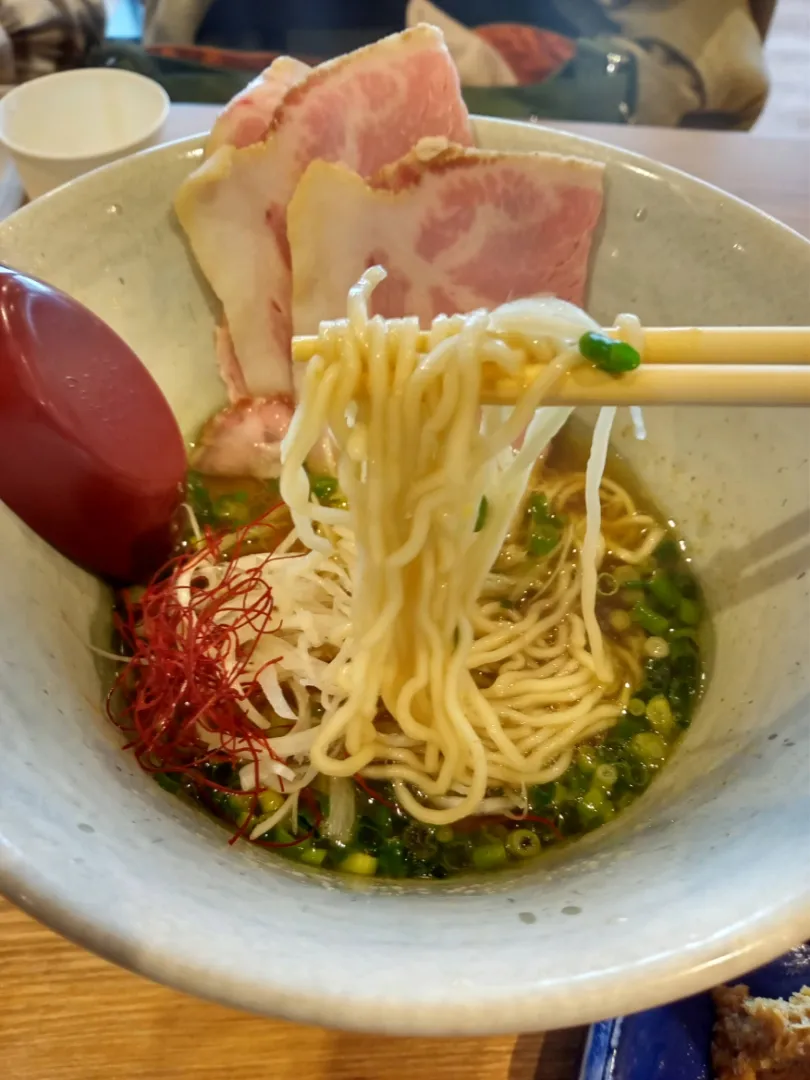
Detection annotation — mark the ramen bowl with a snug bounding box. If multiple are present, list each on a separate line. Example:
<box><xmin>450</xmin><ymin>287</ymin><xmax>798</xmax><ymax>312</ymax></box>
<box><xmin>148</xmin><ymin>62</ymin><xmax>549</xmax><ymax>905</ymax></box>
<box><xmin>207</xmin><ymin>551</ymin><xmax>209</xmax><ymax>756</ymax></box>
<box><xmin>0</xmin><ymin>119</ymin><xmax>808</xmax><ymax>1035</ymax></box>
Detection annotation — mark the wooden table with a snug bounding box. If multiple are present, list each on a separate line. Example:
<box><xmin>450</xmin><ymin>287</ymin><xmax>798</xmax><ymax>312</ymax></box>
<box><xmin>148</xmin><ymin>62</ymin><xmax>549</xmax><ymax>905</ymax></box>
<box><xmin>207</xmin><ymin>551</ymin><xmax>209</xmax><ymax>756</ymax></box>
<box><xmin>1</xmin><ymin>106</ymin><xmax>808</xmax><ymax>1080</ymax></box>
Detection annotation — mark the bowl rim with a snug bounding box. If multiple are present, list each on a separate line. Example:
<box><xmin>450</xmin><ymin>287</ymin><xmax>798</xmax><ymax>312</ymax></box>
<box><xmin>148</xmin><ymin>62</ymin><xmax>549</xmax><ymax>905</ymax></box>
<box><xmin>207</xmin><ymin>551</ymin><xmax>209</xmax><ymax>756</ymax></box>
<box><xmin>4</xmin><ymin>850</ymin><xmax>810</xmax><ymax>1036</ymax></box>
<box><xmin>0</xmin><ymin>121</ymin><xmax>809</xmax><ymax>1036</ymax></box>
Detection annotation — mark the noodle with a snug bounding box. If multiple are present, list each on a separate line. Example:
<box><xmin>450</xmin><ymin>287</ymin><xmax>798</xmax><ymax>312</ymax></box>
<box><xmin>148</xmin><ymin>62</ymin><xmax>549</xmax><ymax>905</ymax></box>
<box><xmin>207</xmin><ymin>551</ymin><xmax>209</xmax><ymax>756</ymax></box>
<box><xmin>271</xmin><ymin>269</ymin><xmax>656</xmax><ymax>825</ymax></box>
<box><xmin>112</xmin><ymin>271</ymin><xmax>706</xmax><ymax>876</ymax></box>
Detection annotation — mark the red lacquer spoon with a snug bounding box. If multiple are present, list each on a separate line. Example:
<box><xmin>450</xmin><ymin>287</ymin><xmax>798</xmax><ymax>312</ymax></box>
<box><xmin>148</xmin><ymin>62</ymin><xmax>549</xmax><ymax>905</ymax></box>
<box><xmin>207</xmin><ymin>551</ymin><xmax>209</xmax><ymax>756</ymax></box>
<box><xmin>0</xmin><ymin>265</ymin><xmax>186</xmax><ymax>582</ymax></box>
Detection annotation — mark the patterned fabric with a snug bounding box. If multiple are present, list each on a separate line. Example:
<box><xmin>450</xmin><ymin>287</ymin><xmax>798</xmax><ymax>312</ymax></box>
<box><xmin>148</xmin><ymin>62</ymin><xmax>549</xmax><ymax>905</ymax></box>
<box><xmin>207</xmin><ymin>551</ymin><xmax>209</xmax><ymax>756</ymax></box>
<box><xmin>0</xmin><ymin>0</ymin><xmax>105</xmax><ymax>85</ymax></box>
<box><xmin>143</xmin><ymin>0</ymin><xmax>210</xmax><ymax>48</ymax></box>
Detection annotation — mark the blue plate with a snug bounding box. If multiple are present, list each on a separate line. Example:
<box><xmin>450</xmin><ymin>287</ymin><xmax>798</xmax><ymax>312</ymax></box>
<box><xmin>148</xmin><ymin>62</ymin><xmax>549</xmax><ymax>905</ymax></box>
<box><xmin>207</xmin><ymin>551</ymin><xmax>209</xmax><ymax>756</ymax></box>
<box><xmin>579</xmin><ymin>942</ymin><xmax>810</xmax><ymax>1080</ymax></box>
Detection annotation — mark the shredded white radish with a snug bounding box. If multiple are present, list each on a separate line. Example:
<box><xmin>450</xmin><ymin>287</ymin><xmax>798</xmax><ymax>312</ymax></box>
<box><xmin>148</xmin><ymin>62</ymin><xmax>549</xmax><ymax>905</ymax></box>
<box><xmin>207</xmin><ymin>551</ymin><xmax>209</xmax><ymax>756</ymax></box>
<box><xmin>323</xmin><ymin>776</ymin><xmax>356</xmax><ymax>844</ymax></box>
<box><xmin>581</xmin><ymin>406</ymin><xmax>617</xmax><ymax>683</ymax></box>
<box><xmin>248</xmin><ymin>795</ymin><xmax>295</xmax><ymax>841</ymax></box>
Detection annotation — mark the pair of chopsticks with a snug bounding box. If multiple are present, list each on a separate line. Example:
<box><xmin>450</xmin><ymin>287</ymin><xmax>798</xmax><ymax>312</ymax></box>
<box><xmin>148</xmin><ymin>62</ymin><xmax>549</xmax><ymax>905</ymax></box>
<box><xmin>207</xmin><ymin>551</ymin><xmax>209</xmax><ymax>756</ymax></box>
<box><xmin>292</xmin><ymin>325</ymin><xmax>810</xmax><ymax>406</ymax></box>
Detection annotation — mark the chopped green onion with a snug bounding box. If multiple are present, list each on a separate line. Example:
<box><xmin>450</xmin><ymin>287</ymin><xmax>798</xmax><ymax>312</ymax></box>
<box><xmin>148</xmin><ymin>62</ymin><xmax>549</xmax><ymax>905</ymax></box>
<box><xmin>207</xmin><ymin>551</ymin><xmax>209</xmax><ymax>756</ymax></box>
<box><xmin>340</xmin><ymin>852</ymin><xmax>378</xmax><ymax>876</ymax></box>
<box><xmin>356</xmin><ymin>821</ymin><xmax>382</xmax><ymax>854</ymax></box>
<box><xmin>645</xmin><ymin>694</ymin><xmax>675</xmax><ymax>735</ymax></box>
<box><xmin>609</xmin><ymin>609</ymin><xmax>632</xmax><ymax>633</ymax></box>
<box><xmin>528</xmin><ymin>493</ymin><xmax>553</xmax><ymax>522</ymax></box>
<box><xmin>618</xmin><ymin>588</ymin><xmax>642</xmax><ymax>608</ymax></box>
<box><xmin>593</xmin><ymin>763</ymin><xmax>619</xmax><ymax>791</ymax></box>
<box><xmin>629</xmin><ymin>731</ymin><xmax>668</xmax><ymax>766</ymax></box>
<box><xmin>607</xmin><ymin>341</ymin><xmax>642</xmax><ymax>372</ymax></box>
<box><xmin>644</xmin><ymin>635</ymin><xmax>670</xmax><ymax>660</ymax></box>
<box><xmin>669</xmin><ymin>677</ymin><xmax>696</xmax><ymax>727</ymax></box>
<box><xmin>224</xmin><ymin>793</ymin><xmax>253</xmax><ymax>828</ymax></box>
<box><xmin>579</xmin><ymin>331</ymin><xmax>641</xmax><ymax>374</ymax></box>
<box><xmin>474</xmin><ymin>496</ymin><xmax>489</xmax><ymax>533</ymax></box>
<box><xmin>484</xmin><ymin>822</ymin><xmax>509</xmax><ymax>843</ymax></box>
<box><xmin>472</xmin><ymin>841</ymin><xmax>508</xmax><ymax>871</ymax></box>
<box><xmin>441</xmin><ymin>841</ymin><xmax>472</xmax><ymax>873</ymax></box>
<box><xmin>213</xmin><ymin>496</ymin><xmax>251</xmax><ymax>526</ymax></box>
<box><xmin>186</xmin><ymin>470</ymin><xmax>216</xmax><ymax>525</ymax></box>
<box><xmin>614</xmin><ymin>564</ymin><xmax>641</xmax><ymax>586</ymax></box>
<box><xmin>310</xmin><ymin>475</ymin><xmax>338</xmax><ymax>501</ymax></box>
<box><xmin>402</xmin><ymin>823</ymin><xmax>439</xmax><ymax>860</ymax></box>
<box><xmin>578</xmin><ymin>786</ymin><xmax>616</xmax><ymax>829</ymax></box>
<box><xmin>154</xmin><ymin>772</ymin><xmax>181</xmax><ymax>794</ymax></box>
<box><xmin>258</xmin><ymin>789</ymin><xmax>285</xmax><ymax>815</ymax></box>
<box><xmin>631</xmin><ymin>602</ymin><xmax>670</xmax><ymax>636</ymax></box>
<box><xmin>644</xmin><ymin>657</ymin><xmax>673</xmax><ymax>694</ymax></box>
<box><xmin>613</xmin><ymin>343</ymin><xmax>643</xmax><ymax>373</ymax></box>
<box><xmin>627</xmin><ymin>697</ymin><xmax>647</xmax><ymax>717</ymax></box>
<box><xmin>377</xmin><ymin>840</ymin><xmax>408</xmax><ymax>878</ymax></box>
<box><xmin>672</xmin><ymin>654</ymin><xmax>699</xmax><ymax>686</ymax></box>
<box><xmin>567</xmin><ymin>767</ymin><xmax>591</xmax><ymax>797</ymax></box>
<box><xmin>527</xmin><ymin>493</ymin><xmax>563</xmax><ymax>556</ymax></box>
<box><xmin>368</xmin><ymin>802</ymin><xmax>395</xmax><ymax>837</ymax></box>
<box><xmin>618</xmin><ymin>757</ymin><xmax>650</xmax><ymax>790</ymax></box>
<box><xmin>674</xmin><ymin>571</ymin><xmax>700</xmax><ymax>600</ymax></box>
<box><xmin>552</xmin><ymin>782</ymin><xmax>570</xmax><ymax>806</ymax></box>
<box><xmin>578</xmin><ymin>331</ymin><xmax>613</xmax><ymax>365</ymax></box>
<box><xmin>552</xmin><ymin>804</ymin><xmax>579</xmax><ymax>836</ymax></box>
<box><xmin>669</xmin><ymin>636</ymin><xmax>698</xmax><ymax>662</ymax></box>
<box><xmin>299</xmin><ymin>846</ymin><xmax>328</xmax><ymax>867</ymax></box>
<box><xmin>576</xmin><ymin>746</ymin><xmax>599</xmax><ymax>774</ymax></box>
<box><xmin>408</xmin><ymin>859</ymin><xmax>433</xmax><ymax>879</ymax></box>
<box><xmin>435</xmin><ymin>825</ymin><xmax>455</xmax><ymax>844</ymax></box>
<box><xmin>597</xmin><ymin>572</ymin><xmax>618</xmax><ymax>597</ymax></box>
<box><xmin>529</xmin><ymin>782</ymin><xmax>555</xmax><ymax>811</ymax></box>
<box><xmin>647</xmin><ymin>570</ymin><xmax>681</xmax><ymax>612</ymax></box>
<box><xmin>506</xmin><ymin>829</ymin><xmax>542</xmax><ymax>859</ymax></box>
<box><xmin>654</xmin><ymin>538</ymin><xmax>681</xmax><ymax>567</ymax></box>
<box><xmin>528</xmin><ymin>522</ymin><xmax>562</xmax><ymax>557</ymax></box>
<box><xmin>678</xmin><ymin>597</ymin><xmax>702</xmax><ymax>625</ymax></box>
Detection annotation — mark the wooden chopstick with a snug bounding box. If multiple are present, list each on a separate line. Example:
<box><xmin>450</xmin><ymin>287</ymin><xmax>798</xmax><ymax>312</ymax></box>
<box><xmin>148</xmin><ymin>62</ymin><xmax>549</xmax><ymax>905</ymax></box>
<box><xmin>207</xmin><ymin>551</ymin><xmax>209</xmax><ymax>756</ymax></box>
<box><xmin>292</xmin><ymin>325</ymin><xmax>810</xmax><ymax>367</ymax></box>
<box><xmin>291</xmin><ymin>324</ymin><xmax>810</xmax><ymax>407</ymax></box>
<box><xmin>481</xmin><ymin>363</ymin><xmax>810</xmax><ymax>407</ymax></box>
<box><xmin>637</xmin><ymin>326</ymin><xmax>810</xmax><ymax>366</ymax></box>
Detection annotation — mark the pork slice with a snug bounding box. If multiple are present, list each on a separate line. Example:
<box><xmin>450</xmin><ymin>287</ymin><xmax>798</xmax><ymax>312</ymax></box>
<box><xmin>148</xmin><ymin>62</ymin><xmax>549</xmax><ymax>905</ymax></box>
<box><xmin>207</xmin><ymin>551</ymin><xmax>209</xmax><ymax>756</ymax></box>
<box><xmin>289</xmin><ymin>142</ymin><xmax>605</xmax><ymax>335</ymax></box>
<box><xmin>207</xmin><ymin>56</ymin><xmax>312</xmax><ymax>156</ymax></box>
<box><xmin>175</xmin><ymin>24</ymin><xmax>473</xmax><ymax>401</ymax></box>
<box><xmin>208</xmin><ymin>58</ymin><xmax>311</xmax><ymax>404</ymax></box>
<box><xmin>191</xmin><ymin>397</ymin><xmax>295</xmax><ymax>479</ymax></box>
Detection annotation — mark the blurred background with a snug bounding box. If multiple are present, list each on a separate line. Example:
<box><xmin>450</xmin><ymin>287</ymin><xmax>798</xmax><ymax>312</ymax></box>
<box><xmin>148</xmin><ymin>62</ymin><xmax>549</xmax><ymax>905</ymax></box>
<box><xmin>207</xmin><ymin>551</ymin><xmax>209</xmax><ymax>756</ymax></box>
<box><xmin>101</xmin><ymin>0</ymin><xmax>808</xmax><ymax>134</ymax></box>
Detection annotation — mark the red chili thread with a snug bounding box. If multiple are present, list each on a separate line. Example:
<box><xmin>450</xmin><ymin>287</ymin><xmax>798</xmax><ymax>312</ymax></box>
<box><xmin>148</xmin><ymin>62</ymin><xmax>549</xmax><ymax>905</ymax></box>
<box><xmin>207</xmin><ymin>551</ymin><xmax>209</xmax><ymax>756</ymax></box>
<box><xmin>250</xmin><ymin>788</ymin><xmax>324</xmax><ymax>849</ymax></box>
<box><xmin>353</xmin><ymin>773</ymin><xmax>399</xmax><ymax>812</ymax></box>
<box><xmin>108</xmin><ymin>510</ymin><xmax>305</xmax><ymax>849</ymax></box>
<box><xmin>109</xmin><ymin>507</ymin><xmax>561</xmax><ymax>852</ymax></box>
<box><xmin>511</xmin><ymin>812</ymin><xmax>563</xmax><ymax>840</ymax></box>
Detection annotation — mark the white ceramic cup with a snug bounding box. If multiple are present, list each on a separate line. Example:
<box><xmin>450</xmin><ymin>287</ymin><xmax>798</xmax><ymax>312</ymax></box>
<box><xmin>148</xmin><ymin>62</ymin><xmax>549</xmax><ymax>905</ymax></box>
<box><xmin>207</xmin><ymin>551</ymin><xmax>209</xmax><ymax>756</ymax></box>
<box><xmin>0</xmin><ymin>68</ymin><xmax>169</xmax><ymax>199</ymax></box>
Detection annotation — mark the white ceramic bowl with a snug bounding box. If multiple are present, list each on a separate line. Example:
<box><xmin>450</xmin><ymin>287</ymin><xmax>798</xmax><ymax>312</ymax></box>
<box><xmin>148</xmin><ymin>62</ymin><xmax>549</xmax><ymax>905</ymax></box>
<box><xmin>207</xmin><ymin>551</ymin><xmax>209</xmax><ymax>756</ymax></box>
<box><xmin>0</xmin><ymin>119</ymin><xmax>808</xmax><ymax>1036</ymax></box>
<box><xmin>0</xmin><ymin>69</ymin><xmax>169</xmax><ymax>199</ymax></box>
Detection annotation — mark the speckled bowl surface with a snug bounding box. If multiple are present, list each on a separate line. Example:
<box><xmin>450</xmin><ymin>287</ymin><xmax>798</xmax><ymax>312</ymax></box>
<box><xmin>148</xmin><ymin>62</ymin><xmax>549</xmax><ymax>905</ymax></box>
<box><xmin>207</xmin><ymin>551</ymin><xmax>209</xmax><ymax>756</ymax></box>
<box><xmin>0</xmin><ymin>118</ymin><xmax>808</xmax><ymax>1035</ymax></box>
